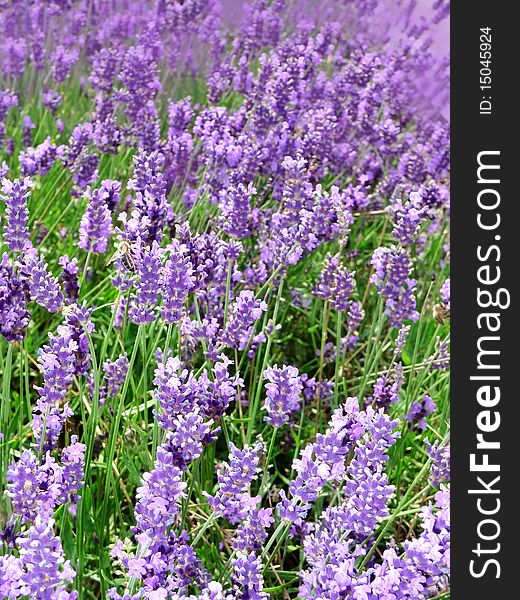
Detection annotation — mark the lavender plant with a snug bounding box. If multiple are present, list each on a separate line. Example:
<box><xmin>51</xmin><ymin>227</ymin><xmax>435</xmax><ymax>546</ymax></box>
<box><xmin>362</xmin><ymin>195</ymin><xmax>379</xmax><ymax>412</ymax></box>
<box><xmin>0</xmin><ymin>1</ymin><xmax>450</xmax><ymax>598</ymax></box>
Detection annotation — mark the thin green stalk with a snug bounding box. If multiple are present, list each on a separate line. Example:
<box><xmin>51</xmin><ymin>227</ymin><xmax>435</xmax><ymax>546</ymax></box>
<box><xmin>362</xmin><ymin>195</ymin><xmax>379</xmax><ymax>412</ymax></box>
<box><xmin>246</xmin><ymin>279</ymin><xmax>285</xmax><ymax>443</ymax></box>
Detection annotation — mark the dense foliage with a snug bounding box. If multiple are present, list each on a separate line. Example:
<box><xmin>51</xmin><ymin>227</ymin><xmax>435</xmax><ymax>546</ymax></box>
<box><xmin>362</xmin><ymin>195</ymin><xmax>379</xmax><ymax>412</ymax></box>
<box><xmin>0</xmin><ymin>1</ymin><xmax>450</xmax><ymax>599</ymax></box>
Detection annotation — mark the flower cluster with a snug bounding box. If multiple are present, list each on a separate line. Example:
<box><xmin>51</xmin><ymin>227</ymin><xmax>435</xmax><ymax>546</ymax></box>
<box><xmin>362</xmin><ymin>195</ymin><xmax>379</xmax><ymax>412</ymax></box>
<box><xmin>0</xmin><ymin>0</ymin><xmax>450</xmax><ymax>597</ymax></box>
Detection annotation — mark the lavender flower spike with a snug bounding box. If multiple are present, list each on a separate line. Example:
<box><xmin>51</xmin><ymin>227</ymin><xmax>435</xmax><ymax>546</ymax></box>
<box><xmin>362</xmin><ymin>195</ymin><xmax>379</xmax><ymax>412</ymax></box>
<box><xmin>21</xmin><ymin>246</ymin><xmax>64</xmax><ymax>313</ymax></box>
<box><xmin>0</xmin><ymin>177</ymin><xmax>32</xmax><ymax>252</ymax></box>
<box><xmin>79</xmin><ymin>186</ymin><xmax>113</xmax><ymax>253</ymax></box>
<box><xmin>263</xmin><ymin>364</ymin><xmax>302</xmax><ymax>427</ymax></box>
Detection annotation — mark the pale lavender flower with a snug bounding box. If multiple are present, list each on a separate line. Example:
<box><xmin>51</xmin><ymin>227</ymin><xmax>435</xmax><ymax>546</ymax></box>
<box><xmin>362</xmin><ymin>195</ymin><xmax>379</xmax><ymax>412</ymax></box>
<box><xmin>79</xmin><ymin>187</ymin><xmax>112</xmax><ymax>253</ymax></box>
<box><xmin>440</xmin><ymin>277</ymin><xmax>450</xmax><ymax>310</ymax></box>
<box><xmin>0</xmin><ymin>253</ymin><xmax>30</xmax><ymax>342</ymax></box>
<box><xmin>220</xmin><ymin>291</ymin><xmax>268</xmax><ymax>351</ymax></box>
<box><xmin>390</xmin><ymin>191</ymin><xmax>428</xmax><ymax>245</ymax></box>
<box><xmin>426</xmin><ymin>440</ymin><xmax>450</xmax><ymax>486</ymax></box>
<box><xmin>263</xmin><ymin>364</ymin><xmax>302</xmax><ymax>427</ymax></box>
<box><xmin>160</xmin><ymin>241</ymin><xmax>195</xmax><ymax>324</ymax></box>
<box><xmin>394</xmin><ymin>324</ymin><xmax>411</xmax><ymax>357</ymax></box>
<box><xmin>206</xmin><ymin>442</ymin><xmax>263</xmax><ymax>524</ymax></box>
<box><xmin>14</xmin><ymin>514</ymin><xmax>78</xmax><ymax>599</ymax></box>
<box><xmin>219</xmin><ymin>182</ymin><xmax>255</xmax><ymax>238</ymax></box>
<box><xmin>371</xmin><ymin>245</ymin><xmax>419</xmax><ymax>326</ymax></box>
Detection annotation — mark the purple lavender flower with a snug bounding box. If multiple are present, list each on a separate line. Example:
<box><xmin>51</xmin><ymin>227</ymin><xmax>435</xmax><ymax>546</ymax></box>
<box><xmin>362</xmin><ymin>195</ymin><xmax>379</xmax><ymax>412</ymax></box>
<box><xmin>300</xmin><ymin>374</ymin><xmax>334</xmax><ymax>405</ymax></box>
<box><xmin>6</xmin><ymin>451</ymin><xmax>58</xmax><ymax>522</ymax></box>
<box><xmin>0</xmin><ymin>254</ymin><xmax>30</xmax><ymax>342</ymax></box>
<box><xmin>232</xmin><ymin>508</ymin><xmax>274</xmax><ymax>554</ymax></box>
<box><xmin>51</xmin><ymin>45</ymin><xmax>79</xmax><ymax>83</ymax></box>
<box><xmin>1</xmin><ymin>37</ymin><xmax>27</xmax><ymax>79</ymax></box>
<box><xmin>390</xmin><ymin>191</ymin><xmax>428</xmax><ymax>245</ymax></box>
<box><xmin>220</xmin><ymin>291</ymin><xmax>268</xmax><ymax>351</ymax></box>
<box><xmin>13</xmin><ymin>514</ymin><xmax>78</xmax><ymax>599</ymax></box>
<box><xmin>440</xmin><ymin>277</ymin><xmax>450</xmax><ymax>310</ymax></box>
<box><xmin>371</xmin><ymin>245</ymin><xmax>419</xmax><ymax>326</ymax></box>
<box><xmin>89</xmin><ymin>47</ymin><xmax>120</xmax><ymax>93</ymax></box>
<box><xmin>428</xmin><ymin>336</ymin><xmax>450</xmax><ymax>370</ymax></box>
<box><xmin>99</xmin><ymin>179</ymin><xmax>122</xmax><ymax>212</ymax></box>
<box><xmin>160</xmin><ymin>241</ymin><xmax>195</xmax><ymax>324</ymax></box>
<box><xmin>394</xmin><ymin>324</ymin><xmax>411</xmax><ymax>357</ymax></box>
<box><xmin>231</xmin><ymin>552</ymin><xmax>268</xmax><ymax>600</ymax></box>
<box><xmin>32</xmin><ymin>326</ymin><xmax>77</xmax><ymax>450</ymax></box>
<box><xmin>22</xmin><ymin>115</ymin><xmax>35</xmax><ymax>147</ymax></box>
<box><xmin>79</xmin><ymin>187</ymin><xmax>113</xmax><ymax>253</ymax></box>
<box><xmin>118</xmin><ymin>44</ymin><xmax>161</xmax><ymax>149</ymax></box>
<box><xmin>19</xmin><ymin>137</ymin><xmax>62</xmax><ymax>177</ymax></box>
<box><xmin>128</xmin><ymin>150</ymin><xmax>169</xmax><ymax>244</ymax></box>
<box><xmin>59</xmin><ymin>255</ymin><xmax>80</xmax><ymax>303</ymax></box>
<box><xmin>263</xmin><ymin>364</ymin><xmax>302</xmax><ymax>427</ymax></box>
<box><xmin>128</xmin><ymin>241</ymin><xmax>164</xmax><ymax>324</ymax></box>
<box><xmin>426</xmin><ymin>440</ymin><xmax>450</xmax><ymax>486</ymax></box>
<box><xmin>287</xmin><ymin>399</ymin><xmax>362</xmax><ymax>509</ymax></box>
<box><xmin>102</xmin><ymin>353</ymin><xmax>129</xmax><ymax>400</ymax></box>
<box><xmin>42</xmin><ymin>89</ymin><xmax>62</xmax><ymax>114</ymax></box>
<box><xmin>371</xmin><ymin>373</ymin><xmax>399</xmax><ymax>410</ymax></box>
<box><xmin>314</xmin><ymin>253</ymin><xmax>356</xmax><ymax>311</ymax></box>
<box><xmin>71</xmin><ymin>150</ymin><xmax>99</xmax><ymax>192</ymax></box>
<box><xmin>6</xmin><ymin>437</ymin><xmax>85</xmax><ymax>524</ymax></box>
<box><xmin>206</xmin><ymin>442</ymin><xmax>263</xmax><ymax>524</ymax></box>
<box><xmin>133</xmin><ymin>445</ymin><xmax>187</xmax><ymax>539</ymax></box>
<box><xmin>58</xmin><ymin>436</ymin><xmax>86</xmax><ymax>506</ymax></box>
<box><xmin>406</xmin><ymin>395</ymin><xmax>436</xmax><ymax>430</ymax></box>
<box><xmin>64</xmin><ymin>123</ymin><xmax>93</xmax><ymax>167</ymax></box>
<box><xmin>21</xmin><ymin>246</ymin><xmax>64</xmax><ymax>313</ymax></box>
<box><xmin>219</xmin><ymin>182</ymin><xmax>255</xmax><ymax>238</ymax></box>
<box><xmin>1</xmin><ymin>178</ymin><xmax>32</xmax><ymax>251</ymax></box>
<box><xmin>93</xmin><ymin>116</ymin><xmax>123</xmax><ymax>154</ymax></box>
<box><xmin>62</xmin><ymin>302</ymin><xmax>96</xmax><ymax>377</ymax></box>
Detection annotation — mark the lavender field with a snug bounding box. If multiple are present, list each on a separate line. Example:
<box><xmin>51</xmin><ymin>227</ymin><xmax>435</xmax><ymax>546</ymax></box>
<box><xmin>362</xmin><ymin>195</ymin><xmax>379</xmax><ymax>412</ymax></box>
<box><xmin>0</xmin><ymin>1</ymin><xmax>450</xmax><ymax>598</ymax></box>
